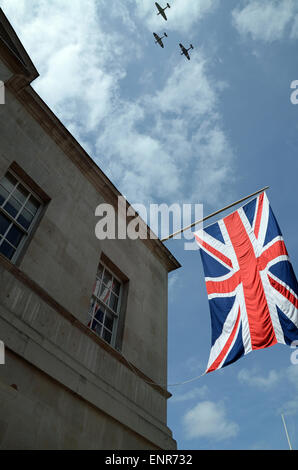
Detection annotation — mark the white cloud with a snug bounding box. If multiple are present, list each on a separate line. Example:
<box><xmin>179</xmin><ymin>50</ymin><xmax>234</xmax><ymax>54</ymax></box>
<box><xmin>168</xmin><ymin>271</ymin><xmax>179</xmax><ymax>296</ymax></box>
<box><xmin>285</xmin><ymin>365</ymin><xmax>298</xmax><ymax>388</ymax></box>
<box><xmin>135</xmin><ymin>0</ymin><xmax>218</xmax><ymax>34</ymax></box>
<box><xmin>232</xmin><ymin>0</ymin><xmax>295</xmax><ymax>43</ymax></box>
<box><xmin>171</xmin><ymin>386</ymin><xmax>208</xmax><ymax>403</ymax></box>
<box><xmin>183</xmin><ymin>400</ymin><xmax>239</xmax><ymax>441</ymax></box>
<box><xmin>238</xmin><ymin>368</ymin><xmax>280</xmax><ymax>388</ymax></box>
<box><xmin>0</xmin><ymin>0</ymin><xmax>235</xmax><ymax>211</ymax></box>
<box><xmin>185</xmin><ymin>356</ymin><xmax>205</xmax><ymax>374</ymax></box>
<box><xmin>0</xmin><ymin>0</ymin><xmax>133</xmax><ymax>134</ymax></box>
<box><xmin>233</xmin><ymin>0</ymin><xmax>298</xmax><ymax>45</ymax></box>
<box><xmin>96</xmin><ymin>50</ymin><xmax>235</xmax><ymax>206</ymax></box>
<box><xmin>276</xmin><ymin>367</ymin><xmax>298</xmax><ymax>416</ymax></box>
<box><xmin>148</xmin><ymin>57</ymin><xmax>217</xmax><ymax>118</ymax></box>
<box><xmin>95</xmin><ymin>99</ymin><xmax>182</xmax><ymax>203</ymax></box>
<box><xmin>238</xmin><ymin>366</ymin><xmax>298</xmax><ymax>418</ymax></box>
<box><xmin>290</xmin><ymin>14</ymin><xmax>298</xmax><ymax>38</ymax></box>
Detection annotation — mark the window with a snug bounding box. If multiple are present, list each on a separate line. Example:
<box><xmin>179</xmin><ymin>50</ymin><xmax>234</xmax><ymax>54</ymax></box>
<box><xmin>87</xmin><ymin>262</ymin><xmax>122</xmax><ymax>346</ymax></box>
<box><xmin>0</xmin><ymin>170</ymin><xmax>42</xmax><ymax>262</ymax></box>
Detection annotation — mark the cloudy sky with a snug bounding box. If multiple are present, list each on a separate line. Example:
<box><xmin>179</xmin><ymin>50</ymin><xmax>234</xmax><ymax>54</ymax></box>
<box><xmin>2</xmin><ymin>0</ymin><xmax>298</xmax><ymax>450</ymax></box>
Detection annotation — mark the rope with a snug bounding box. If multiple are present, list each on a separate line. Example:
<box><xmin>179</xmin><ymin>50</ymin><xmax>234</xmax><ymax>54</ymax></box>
<box><xmin>119</xmin><ymin>350</ymin><xmax>206</xmax><ymax>389</ymax></box>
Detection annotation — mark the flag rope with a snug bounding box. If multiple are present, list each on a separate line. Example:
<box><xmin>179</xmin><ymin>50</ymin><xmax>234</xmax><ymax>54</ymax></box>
<box><xmin>119</xmin><ymin>350</ymin><xmax>206</xmax><ymax>388</ymax></box>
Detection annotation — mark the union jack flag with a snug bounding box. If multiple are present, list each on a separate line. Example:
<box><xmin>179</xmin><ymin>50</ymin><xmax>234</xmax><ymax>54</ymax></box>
<box><xmin>195</xmin><ymin>192</ymin><xmax>298</xmax><ymax>373</ymax></box>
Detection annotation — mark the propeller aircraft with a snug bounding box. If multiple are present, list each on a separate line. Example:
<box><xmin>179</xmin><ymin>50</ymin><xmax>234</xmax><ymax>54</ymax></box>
<box><xmin>155</xmin><ymin>2</ymin><xmax>171</xmax><ymax>21</ymax></box>
<box><xmin>153</xmin><ymin>32</ymin><xmax>168</xmax><ymax>48</ymax></box>
<box><xmin>179</xmin><ymin>43</ymin><xmax>194</xmax><ymax>60</ymax></box>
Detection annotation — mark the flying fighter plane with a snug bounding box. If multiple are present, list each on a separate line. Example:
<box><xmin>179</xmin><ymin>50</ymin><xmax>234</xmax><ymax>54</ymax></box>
<box><xmin>179</xmin><ymin>43</ymin><xmax>194</xmax><ymax>60</ymax></box>
<box><xmin>153</xmin><ymin>32</ymin><xmax>168</xmax><ymax>48</ymax></box>
<box><xmin>155</xmin><ymin>2</ymin><xmax>171</xmax><ymax>21</ymax></box>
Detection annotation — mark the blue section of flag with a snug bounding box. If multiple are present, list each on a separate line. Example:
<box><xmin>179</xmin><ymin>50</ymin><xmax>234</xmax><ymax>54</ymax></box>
<box><xmin>242</xmin><ymin>197</ymin><xmax>257</xmax><ymax>227</ymax></box>
<box><xmin>276</xmin><ymin>306</ymin><xmax>298</xmax><ymax>346</ymax></box>
<box><xmin>222</xmin><ymin>324</ymin><xmax>245</xmax><ymax>369</ymax></box>
<box><xmin>264</xmin><ymin>206</ymin><xmax>282</xmax><ymax>246</ymax></box>
<box><xmin>209</xmin><ymin>295</ymin><xmax>236</xmax><ymax>346</ymax></box>
<box><xmin>269</xmin><ymin>261</ymin><xmax>298</xmax><ymax>295</ymax></box>
<box><xmin>204</xmin><ymin>222</ymin><xmax>225</xmax><ymax>244</ymax></box>
<box><xmin>200</xmin><ymin>249</ymin><xmax>230</xmax><ymax>278</ymax></box>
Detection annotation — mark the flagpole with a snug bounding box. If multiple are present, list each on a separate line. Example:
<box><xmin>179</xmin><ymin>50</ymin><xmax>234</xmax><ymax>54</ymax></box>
<box><xmin>281</xmin><ymin>413</ymin><xmax>293</xmax><ymax>450</ymax></box>
<box><xmin>161</xmin><ymin>186</ymin><xmax>269</xmax><ymax>242</ymax></box>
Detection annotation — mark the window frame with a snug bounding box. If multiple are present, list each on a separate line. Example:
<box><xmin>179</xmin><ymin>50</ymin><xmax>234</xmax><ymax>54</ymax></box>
<box><xmin>0</xmin><ymin>169</ymin><xmax>44</xmax><ymax>263</ymax></box>
<box><xmin>88</xmin><ymin>261</ymin><xmax>123</xmax><ymax>347</ymax></box>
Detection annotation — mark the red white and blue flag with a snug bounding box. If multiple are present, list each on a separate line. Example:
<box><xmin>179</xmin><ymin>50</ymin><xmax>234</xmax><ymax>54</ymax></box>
<box><xmin>195</xmin><ymin>192</ymin><xmax>298</xmax><ymax>374</ymax></box>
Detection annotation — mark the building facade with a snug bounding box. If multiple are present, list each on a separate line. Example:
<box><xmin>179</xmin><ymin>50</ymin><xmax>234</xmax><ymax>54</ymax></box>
<box><xmin>0</xmin><ymin>9</ymin><xmax>180</xmax><ymax>450</ymax></box>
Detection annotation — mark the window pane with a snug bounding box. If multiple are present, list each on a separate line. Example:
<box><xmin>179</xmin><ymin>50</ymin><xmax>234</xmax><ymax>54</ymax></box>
<box><xmin>109</xmin><ymin>292</ymin><xmax>118</xmax><ymax>312</ymax></box>
<box><xmin>6</xmin><ymin>224</ymin><xmax>24</xmax><ymax>248</ymax></box>
<box><xmin>87</xmin><ymin>263</ymin><xmax>122</xmax><ymax>346</ymax></box>
<box><xmin>103</xmin><ymin>270</ymin><xmax>112</xmax><ymax>288</ymax></box>
<box><xmin>91</xmin><ymin>320</ymin><xmax>102</xmax><ymax>336</ymax></box>
<box><xmin>87</xmin><ymin>313</ymin><xmax>92</xmax><ymax>328</ymax></box>
<box><xmin>0</xmin><ymin>212</ymin><xmax>11</xmax><ymax>236</ymax></box>
<box><xmin>4</xmin><ymin>196</ymin><xmax>22</xmax><ymax>218</ymax></box>
<box><xmin>102</xmin><ymin>329</ymin><xmax>112</xmax><ymax>344</ymax></box>
<box><xmin>97</xmin><ymin>263</ymin><xmax>104</xmax><ymax>281</ymax></box>
<box><xmin>13</xmin><ymin>184</ymin><xmax>29</xmax><ymax>205</ymax></box>
<box><xmin>112</xmin><ymin>279</ymin><xmax>121</xmax><ymax>296</ymax></box>
<box><xmin>0</xmin><ymin>185</ymin><xmax>9</xmax><ymax>206</ymax></box>
<box><xmin>99</xmin><ymin>284</ymin><xmax>110</xmax><ymax>304</ymax></box>
<box><xmin>93</xmin><ymin>278</ymin><xmax>101</xmax><ymax>297</ymax></box>
<box><xmin>89</xmin><ymin>317</ymin><xmax>96</xmax><ymax>330</ymax></box>
<box><xmin>94</xmin><ymin>303</ymin><xmax>105</xmax><ymax>324</ymax></box>
<box><xmin>25</xmin><ymin>196</ymin><xmax>40</xmax><ymax>216</ymax></box>
<box><xmin>0</xmin><ymin>240</ymin><xmax>15</xmax><ymax>260</ymax></box>
<box><xmin>17</xmin><ymin>208</ymin><xmax>34</xmax><ymax>230</ymax></box>
<box><xmin>105</xmin><ymin>312</ymin><xmax>114</xmax><ymax>332</ymax></box>
<box><xmin>1</xmin><ymin>173</ymin><xmax>17</xmax><ymax>193</ymax></box>
<box><xmin>88</xmin><ymin>298</ymin><xmax>96</xmax><ymax>316</ymax></box>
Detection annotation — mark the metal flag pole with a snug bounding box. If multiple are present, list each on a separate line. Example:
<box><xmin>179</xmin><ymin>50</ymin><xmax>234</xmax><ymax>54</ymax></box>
<box><xmin>281</xmin><ymin>413</ymin><xmax>293</xmax><ymax>450</ymax></box>
<box><xmin>161</xmin><ymin>186</ymin><xmax>269</xmax><ymax>242</ymax></box>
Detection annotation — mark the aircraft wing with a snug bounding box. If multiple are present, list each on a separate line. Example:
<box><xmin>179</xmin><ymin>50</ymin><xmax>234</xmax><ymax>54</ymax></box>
<box><xmin>156</xmin><ymin>3</ymin><xmax>167</xmax><ymax>20</ymax></box>
<box><xmin>153</xmin><ymin>33</ymin><xmax>164</xmax><ymax>47</ymax></box>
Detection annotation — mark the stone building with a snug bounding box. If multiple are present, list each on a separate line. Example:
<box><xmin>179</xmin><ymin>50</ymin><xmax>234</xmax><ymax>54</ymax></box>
<box><xmin>0</xmin><ymin>9</ymin><xmax>180</xmax><ymax>450</ymax></box>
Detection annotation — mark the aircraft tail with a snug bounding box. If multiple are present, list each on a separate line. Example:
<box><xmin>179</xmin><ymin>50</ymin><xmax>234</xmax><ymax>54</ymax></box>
<box><xmin>164</xmin><ymin>32</ymin><xmax>168</xmax><ymax>37</ymax></box>
<box><xmin>167</xmin><ymin>3</ymin><xmax>170</xmax><ymax>8</ymax></box>
<box><xmin>190</xmin><ymin>44</ymin><xmax>194</xmax><ymax>49</ymax></box>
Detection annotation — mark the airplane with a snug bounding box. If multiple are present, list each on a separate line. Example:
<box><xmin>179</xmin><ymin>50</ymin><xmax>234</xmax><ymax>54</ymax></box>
<box><xmin>155</xmin><ymin>2</ymin><xmax>170</xmax><ymax>21</ymax></box>
<box><xmin>153</xmin><ymin>32</ymin><xmax>168</xmax><ymax>48</ymax></box>
<box><xmin>179</xmin><ymin>43</ymin><xmax>194</xmax><ymax>60</ymax></box>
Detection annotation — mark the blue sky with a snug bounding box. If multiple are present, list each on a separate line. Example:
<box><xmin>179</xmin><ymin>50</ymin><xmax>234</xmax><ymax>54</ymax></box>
<box><xmin>2</xmin><ymin>0</ymin><xmax>298</xmax><ymax>450</ymax></box>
